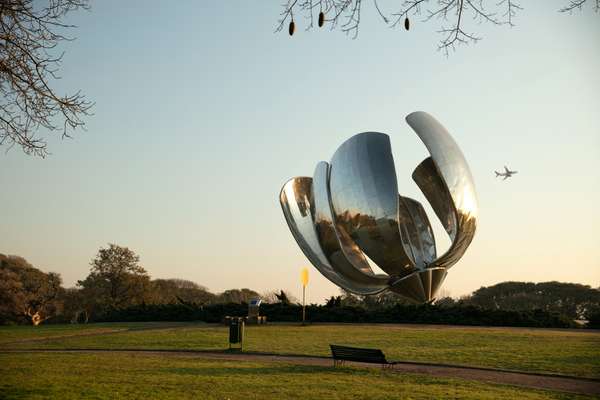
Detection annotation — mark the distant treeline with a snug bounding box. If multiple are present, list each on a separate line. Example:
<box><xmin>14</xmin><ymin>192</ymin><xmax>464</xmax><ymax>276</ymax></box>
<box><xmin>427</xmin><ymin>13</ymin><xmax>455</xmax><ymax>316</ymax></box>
<box><xmin>2</xmin><ymin>245</ymin><xmax>600</xmax><ymax>328</ymax></box>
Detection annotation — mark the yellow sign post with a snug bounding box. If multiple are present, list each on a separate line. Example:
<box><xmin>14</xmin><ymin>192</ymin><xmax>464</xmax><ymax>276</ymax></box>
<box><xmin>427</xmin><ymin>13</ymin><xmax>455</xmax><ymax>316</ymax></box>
<box><xmin>301</xmin><ymin>268</ymin><xmax>309</xmax><ymax>325</ymax></box>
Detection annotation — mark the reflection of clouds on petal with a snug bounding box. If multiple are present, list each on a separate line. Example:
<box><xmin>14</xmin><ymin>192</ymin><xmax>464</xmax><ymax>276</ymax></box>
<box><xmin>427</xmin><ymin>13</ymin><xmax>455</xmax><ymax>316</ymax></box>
<box><xmin>280</xmin><ymin>112</ymin><xmax>478</xmax><ymax>303</ymax></box>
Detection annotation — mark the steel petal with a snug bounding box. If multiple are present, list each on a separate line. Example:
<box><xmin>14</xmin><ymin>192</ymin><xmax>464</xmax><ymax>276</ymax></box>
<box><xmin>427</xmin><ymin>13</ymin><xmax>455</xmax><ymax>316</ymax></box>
<box><xmin>406</xmin><ymin>112</ymin><xmax>478</xmax><ymax>270</ymax></box>
<box><xmin>329</xmin><ymin>132</ymin><xmax>416</xmax><ymax>277</ymax></box>
<box><xmin>398</xmin><ymin>195</ymin><xmax>437</xmax><ymax>268</ymax></box>
<box><xmin>280</xmin><ymin>177</ymin><xmax>386</xmax><ymax>295</ymax></box>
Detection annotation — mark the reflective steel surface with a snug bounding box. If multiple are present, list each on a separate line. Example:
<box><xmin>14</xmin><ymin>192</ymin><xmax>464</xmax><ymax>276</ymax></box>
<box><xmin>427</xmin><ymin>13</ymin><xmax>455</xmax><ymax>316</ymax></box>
<box><xmin>329</xmin><ymin>133</ymin><xmax>415</xmax><ymax>277</ymax></box>
<box><xmin>312</xmin><ymin>161</ymin><xmax>389</xmax><ymax>292</ymax></box>
<box><xmin>406</xmin><ymin>111</ymin><xmax>478</xmax><ymax>271</ymax></box>
<box><xmin>398</xmin><ymin>196</ymin><xmax>437</xmax><ymax>268</ymax></box>
<box><xmin>389</xmin><ymin>268</ymin><xmax>447</xmax><ymax>303</ymax></box>
<box><xmin>279</xmin><ymin>111</ymin><xmax>478</xmax><ymax>303</ymax></box>
<box><xmin>280</xmin><ymin>177</ymin><xmax>386</xmax><ymax>295</ymax></box>
<box><xmin>280</xmin><ymin>177</ymin><xmax>351</xmax><ymax>290</ymax></box>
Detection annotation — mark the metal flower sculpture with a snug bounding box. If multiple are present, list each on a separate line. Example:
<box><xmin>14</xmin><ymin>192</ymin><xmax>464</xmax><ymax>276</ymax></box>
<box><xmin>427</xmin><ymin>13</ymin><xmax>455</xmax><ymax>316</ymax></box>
<box><xmin>279</xmin><ymin>111</ymin><xmax>478</xmax><ymax>303</ymax></box>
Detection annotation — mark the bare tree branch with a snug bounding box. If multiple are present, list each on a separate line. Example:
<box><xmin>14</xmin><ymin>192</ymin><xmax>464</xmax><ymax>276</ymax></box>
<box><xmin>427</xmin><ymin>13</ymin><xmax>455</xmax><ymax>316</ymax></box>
<box><xmin>560</xmin><ymin>0</ymin><xmax>600</xmax><ymax>12</ymax></box>
<box><xmin>277</xmin><ymin>0</ymin><xmax>597</xmax><ymax>54</ymax></box>
<box><xmin>0</xmin><ymin>0</ymin><xmax>93</xmax><ymax>157</ymax></box>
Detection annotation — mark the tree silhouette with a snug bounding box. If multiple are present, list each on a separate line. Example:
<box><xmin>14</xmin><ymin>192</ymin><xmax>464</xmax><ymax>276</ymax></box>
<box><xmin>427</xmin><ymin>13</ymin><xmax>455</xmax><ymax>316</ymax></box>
<box><xmin>0</xmin><ymin>0</ymin><xmax>92</xmax><ymax>157</ymax></box>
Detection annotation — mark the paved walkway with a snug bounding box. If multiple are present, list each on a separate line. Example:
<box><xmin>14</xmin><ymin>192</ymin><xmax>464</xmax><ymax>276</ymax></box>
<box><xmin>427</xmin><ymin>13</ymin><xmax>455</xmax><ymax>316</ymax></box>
<box><xmin>3</xmin><ymin>348</ymin><xmax>599</xmax><ymax>396</ymax></box>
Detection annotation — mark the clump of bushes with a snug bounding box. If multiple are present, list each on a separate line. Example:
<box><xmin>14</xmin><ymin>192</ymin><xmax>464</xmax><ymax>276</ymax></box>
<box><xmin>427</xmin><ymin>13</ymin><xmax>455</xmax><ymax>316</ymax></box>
<box><xmin>586</xmin><ymin>311</ymin><xmax>600</xmax><ymax>329</ymax></box>
<box><xmin>95</xmin><ymin>302</ymin><xmax>575</xmax><ymax>328</ymax></box>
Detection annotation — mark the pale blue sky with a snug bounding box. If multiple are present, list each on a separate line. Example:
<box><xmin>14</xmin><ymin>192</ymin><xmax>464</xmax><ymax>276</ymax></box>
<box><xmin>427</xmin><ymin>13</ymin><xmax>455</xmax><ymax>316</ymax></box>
<box><xmin>1</xmin><ymin>1</ymin><xmax>599</xmax><ymax>303</ymax></box>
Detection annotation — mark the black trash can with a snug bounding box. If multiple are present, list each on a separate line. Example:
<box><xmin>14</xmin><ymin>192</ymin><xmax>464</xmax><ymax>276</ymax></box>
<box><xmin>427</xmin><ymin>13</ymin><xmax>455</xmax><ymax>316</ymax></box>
<box><xmin>228</xmin><ymin>317</ymin><xmax>244</xmax><ymax>350</ymax></box>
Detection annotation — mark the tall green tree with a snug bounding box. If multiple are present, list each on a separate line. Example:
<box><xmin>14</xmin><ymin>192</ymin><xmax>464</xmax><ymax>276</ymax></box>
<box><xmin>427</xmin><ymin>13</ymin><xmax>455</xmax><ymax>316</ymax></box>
<box><xmin>0</xmin><ymin>254</ymin><xmax>63</xmax><ymax>325</ymax></box>
<box><xmin>78</xmin><ymin>244</ymin><xmax>150</xmax><ymax>311</ymax></box>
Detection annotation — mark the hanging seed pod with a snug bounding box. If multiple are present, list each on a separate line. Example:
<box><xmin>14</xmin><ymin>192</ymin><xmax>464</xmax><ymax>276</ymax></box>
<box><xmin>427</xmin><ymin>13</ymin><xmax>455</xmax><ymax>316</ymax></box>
<box><xmin>318</xmin><ymin>12</ymin><xmax>325</xmax><ymax>27</ymax></box>
<box><xmin>404</xmin><ymin>17</ymin><xmax>410</xmax><ymax>31</ymax></box>
<box><xmin>289</xmin><ymin>20</ymin><xmax>296</xmax><ymax>36</ymax></box>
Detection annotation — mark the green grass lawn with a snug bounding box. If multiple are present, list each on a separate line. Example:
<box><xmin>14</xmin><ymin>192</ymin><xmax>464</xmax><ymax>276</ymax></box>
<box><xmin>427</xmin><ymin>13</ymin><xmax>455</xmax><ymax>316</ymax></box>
<box><xmin>0</xmin><ymin>352</ymin><xmax>592</xmax><ymax>400</ymax></box>
<box><xmin>2</xmin><ymin>323</ymin><xmax>598</xmax><ymax>378</ymax></box>
<box><xmin>0</xmin><ymin>322</ymin><xmax>193</xmax><ymax>345</ymax></box>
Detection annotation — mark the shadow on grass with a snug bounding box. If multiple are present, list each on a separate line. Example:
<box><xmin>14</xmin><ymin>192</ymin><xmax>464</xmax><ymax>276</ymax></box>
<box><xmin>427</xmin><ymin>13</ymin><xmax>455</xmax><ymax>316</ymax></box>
<box><xmin>0</xmin><ymin>385</ymin><xmax>49</xmax><ymax>399</ymax></box>
<box><xmin>159</xmin><ymin>364</ymin><xmax>372</xmax><ymax>377</ymax></box>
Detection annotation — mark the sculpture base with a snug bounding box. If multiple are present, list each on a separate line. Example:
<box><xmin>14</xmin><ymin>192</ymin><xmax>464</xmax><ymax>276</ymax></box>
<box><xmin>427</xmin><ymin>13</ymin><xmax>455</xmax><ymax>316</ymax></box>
<box><xmin>389</xmin><ymin>268</ymin><xmax>447</xmax><ymax>303</ymax></box>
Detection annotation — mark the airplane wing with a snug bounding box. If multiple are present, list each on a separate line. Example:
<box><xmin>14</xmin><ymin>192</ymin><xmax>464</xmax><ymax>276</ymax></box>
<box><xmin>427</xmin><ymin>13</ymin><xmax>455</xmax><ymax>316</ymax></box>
<box><xmin>504</xmin><ymin>166</ymin><xmax>510</xmax><ymax>173</ymax></box>
<box><xmin>503</xmin><ymin>175</ymin><xmax>509</xmax><ymax>180</ymax></box>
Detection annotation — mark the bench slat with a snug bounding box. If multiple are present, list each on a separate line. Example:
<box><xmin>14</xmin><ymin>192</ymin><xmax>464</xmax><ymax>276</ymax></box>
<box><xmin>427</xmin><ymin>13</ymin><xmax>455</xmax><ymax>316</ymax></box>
<box><xmin>330</xmin><ymin>345</ymin><xmax>390</xmax><ymax>365</ymax></box>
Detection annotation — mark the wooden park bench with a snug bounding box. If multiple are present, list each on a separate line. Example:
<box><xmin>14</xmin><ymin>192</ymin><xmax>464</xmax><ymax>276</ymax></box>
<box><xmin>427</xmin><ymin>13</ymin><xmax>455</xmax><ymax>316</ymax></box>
<box><xmin>330</xmin><ymin>344</ymin><xmax>398</xmax><ymax>369</ymax></box>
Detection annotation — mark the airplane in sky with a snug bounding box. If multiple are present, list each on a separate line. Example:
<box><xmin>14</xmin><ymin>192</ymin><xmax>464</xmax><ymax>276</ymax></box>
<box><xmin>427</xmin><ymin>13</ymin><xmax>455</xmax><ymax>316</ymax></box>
<box><xmin>495</xmin><ymin>166</ymin><xmax>518</xmax><ymax>180</ymax></box>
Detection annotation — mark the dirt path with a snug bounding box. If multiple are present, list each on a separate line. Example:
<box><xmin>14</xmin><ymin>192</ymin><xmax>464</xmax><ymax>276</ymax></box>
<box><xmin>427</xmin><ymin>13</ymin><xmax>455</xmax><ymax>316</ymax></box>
<box><xmin>3</xmin><ymin>348</ymin><xmax>599</xmax><ymax>397</ymax></box>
